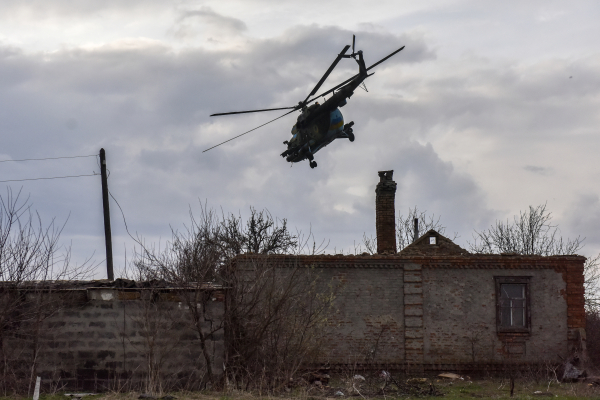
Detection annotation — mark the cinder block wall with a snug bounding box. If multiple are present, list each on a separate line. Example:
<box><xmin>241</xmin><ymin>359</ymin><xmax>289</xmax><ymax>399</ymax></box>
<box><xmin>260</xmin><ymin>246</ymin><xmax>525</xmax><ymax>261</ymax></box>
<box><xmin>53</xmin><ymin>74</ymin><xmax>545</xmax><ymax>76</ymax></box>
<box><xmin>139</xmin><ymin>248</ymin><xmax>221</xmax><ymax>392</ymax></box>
<box><xmin>8</xmin><ymin>287</ymin><xmax>225</xmax><ymax>391</ymax></box>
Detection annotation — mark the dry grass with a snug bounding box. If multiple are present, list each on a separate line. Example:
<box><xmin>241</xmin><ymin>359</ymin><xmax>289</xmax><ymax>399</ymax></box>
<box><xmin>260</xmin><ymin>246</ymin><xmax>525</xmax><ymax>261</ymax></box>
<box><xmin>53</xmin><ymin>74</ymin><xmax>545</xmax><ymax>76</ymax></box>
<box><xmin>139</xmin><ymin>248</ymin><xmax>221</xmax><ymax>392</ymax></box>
<box><xmin>4</xmin><ymin>378</ymin><xmax>600</xmax><ymax>400</ymax></box>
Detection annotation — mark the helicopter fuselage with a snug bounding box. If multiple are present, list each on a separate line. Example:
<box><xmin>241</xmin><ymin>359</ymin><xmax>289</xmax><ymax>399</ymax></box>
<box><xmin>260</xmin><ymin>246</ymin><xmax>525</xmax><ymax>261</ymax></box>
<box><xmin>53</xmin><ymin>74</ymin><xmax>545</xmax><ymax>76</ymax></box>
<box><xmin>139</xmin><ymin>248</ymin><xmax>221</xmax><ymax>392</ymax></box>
<box><xmin>281</xmin><ymin>73</ymin><xmax>364</xmax><ymax>166</ymax></box>
<box><xmin>285</xmin><ymin>108</ymin><xmax>346</xmax><ymax>163</ymax></box>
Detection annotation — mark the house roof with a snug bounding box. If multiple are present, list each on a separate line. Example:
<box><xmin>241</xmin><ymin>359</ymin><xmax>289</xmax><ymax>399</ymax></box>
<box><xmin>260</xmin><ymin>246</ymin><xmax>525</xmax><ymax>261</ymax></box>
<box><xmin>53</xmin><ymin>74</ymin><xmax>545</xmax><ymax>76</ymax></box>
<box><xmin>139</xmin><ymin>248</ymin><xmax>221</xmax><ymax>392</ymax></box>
<box><xmin>398</xmin><ymin>229</ymin><xmax>469</xmax><ymax>256</ymax></box>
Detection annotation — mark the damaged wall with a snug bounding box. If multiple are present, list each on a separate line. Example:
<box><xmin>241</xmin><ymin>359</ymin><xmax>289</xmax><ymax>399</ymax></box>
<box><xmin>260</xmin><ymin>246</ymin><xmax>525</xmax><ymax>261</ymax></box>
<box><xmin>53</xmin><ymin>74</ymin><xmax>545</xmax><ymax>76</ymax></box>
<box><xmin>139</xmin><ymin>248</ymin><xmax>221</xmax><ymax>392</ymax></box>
<box><xmin>235</xmin><ymin>249</ymin><xmax>586</xmax><ymax>372</ymax></box>
<box><xmin>421</xmin><ymin>256</ymin><xmax>583</xmax><ymax>368</ymax></box>
<box><xmin>4</xmin><ymin>285</ymin><xmax>225</xmax><ymax>391</ymax></box>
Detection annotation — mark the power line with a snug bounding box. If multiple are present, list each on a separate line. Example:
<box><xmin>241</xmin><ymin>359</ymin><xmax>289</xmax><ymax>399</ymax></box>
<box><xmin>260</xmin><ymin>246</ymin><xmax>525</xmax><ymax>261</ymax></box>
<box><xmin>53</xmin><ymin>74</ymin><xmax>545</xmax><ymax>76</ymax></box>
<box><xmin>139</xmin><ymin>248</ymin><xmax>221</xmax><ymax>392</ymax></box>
<box><xmin>0</xmin><ymin>173</ymin><xmax>98</xmax><ymax>183</ymax></box>
<box><xmin>109</xmin><ymin>190</ymin><xmax>137</xmax><ymax>243</ymax></box>
<box><xmin>0</xmin><ymin>154</ymin><xmax>98</xmax><ymax>163</ymax></box>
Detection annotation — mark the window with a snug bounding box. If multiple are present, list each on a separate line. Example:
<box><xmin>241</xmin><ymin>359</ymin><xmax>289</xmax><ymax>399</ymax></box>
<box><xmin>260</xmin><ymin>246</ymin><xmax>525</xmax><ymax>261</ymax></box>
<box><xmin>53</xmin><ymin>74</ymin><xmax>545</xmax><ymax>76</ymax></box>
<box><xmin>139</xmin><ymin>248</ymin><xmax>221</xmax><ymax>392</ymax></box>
<box><xmin>495</xmin><ymin>276</ymin><xmax>531</xmax><ymax>333</ymax></box>
<box><xmin>429</xmin><ymin>236</ymin><xmax>437</xmax><ymax>245</ymax></box>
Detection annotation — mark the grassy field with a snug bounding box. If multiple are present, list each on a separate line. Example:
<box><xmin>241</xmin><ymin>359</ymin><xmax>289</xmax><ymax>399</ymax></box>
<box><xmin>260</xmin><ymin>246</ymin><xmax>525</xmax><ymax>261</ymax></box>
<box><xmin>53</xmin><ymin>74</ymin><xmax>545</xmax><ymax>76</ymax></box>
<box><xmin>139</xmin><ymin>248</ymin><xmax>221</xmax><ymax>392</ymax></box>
<box><xmin>5</xmin><ymin>379</ymin><xmax>600</xmax><ymax>400</ymax></box>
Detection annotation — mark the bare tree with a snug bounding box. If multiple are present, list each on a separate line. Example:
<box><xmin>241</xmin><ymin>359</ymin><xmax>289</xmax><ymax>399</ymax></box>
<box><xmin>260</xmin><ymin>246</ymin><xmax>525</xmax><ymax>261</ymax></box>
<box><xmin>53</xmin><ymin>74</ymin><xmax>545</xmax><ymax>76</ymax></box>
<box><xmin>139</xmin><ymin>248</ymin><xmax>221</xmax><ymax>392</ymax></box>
<box><xmin>131</xmin><ymin>204</ymin><xmax>329</xmax><ymax>390</ymax></box>
<box><xmin>224</xmin><ymin>255</ymin><xmax>336</xmax><ymax>392</ymax></box>
<box><xmin>584</xmin><ymin>254</ymin><xmax>600</xmax><ymax>311</ymax></box>
<box><xmin>468</xmin><ymin>204</ymin><xmax>600</xmax><ymax>310</ymax></box>
<box><xmin>215</xmin><ymin>207</ymin><xmax>298</xmax><ymax>258</ymax></box>
<box><xmin>132</xmin><ymin>206</ymin><xmax>225</xmax><ymax>388</ymax></box>
<box><xmin>0</xmin><ymin>188</ymin><xmax>91</xmax><ymax>394</ymax></box>
<box><xmin>469</xmin><ymin>204</ymin><xmax>583</xmax><ymax>255</ymax></box>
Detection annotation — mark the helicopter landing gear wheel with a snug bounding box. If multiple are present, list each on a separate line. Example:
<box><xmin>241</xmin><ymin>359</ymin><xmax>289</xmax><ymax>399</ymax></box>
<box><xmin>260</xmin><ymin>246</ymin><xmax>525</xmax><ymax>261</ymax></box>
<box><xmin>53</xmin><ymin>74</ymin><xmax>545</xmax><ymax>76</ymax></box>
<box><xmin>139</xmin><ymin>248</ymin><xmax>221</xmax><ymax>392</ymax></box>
<box><xmin>310</xmin><ymin>160</ymin><xmax>317</xmax><ymax>169</ymax></box>
<box><xmin>348</xmin><ymin>131</ymin><xmax>355</xmax><ymax>142</ymax></box>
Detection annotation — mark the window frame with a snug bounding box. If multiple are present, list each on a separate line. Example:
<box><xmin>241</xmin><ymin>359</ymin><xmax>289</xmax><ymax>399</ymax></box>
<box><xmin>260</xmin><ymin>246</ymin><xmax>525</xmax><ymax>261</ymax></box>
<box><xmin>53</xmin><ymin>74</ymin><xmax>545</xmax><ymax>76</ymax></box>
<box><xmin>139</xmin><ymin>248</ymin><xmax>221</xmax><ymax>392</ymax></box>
<box><xmin>494</xmin><ymin>276</ymin><xmax>531</xmax><ymax>334</ymax></box>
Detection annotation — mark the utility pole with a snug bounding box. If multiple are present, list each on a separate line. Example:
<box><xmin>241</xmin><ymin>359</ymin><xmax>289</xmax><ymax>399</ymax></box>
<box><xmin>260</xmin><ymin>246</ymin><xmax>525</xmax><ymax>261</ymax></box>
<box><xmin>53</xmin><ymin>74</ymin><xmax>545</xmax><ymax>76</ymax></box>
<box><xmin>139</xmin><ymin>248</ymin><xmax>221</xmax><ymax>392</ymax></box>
<box><xmin>99</xmin><ymin>148</ymin><xmax>114</xmax><ymax>281</ymax></box>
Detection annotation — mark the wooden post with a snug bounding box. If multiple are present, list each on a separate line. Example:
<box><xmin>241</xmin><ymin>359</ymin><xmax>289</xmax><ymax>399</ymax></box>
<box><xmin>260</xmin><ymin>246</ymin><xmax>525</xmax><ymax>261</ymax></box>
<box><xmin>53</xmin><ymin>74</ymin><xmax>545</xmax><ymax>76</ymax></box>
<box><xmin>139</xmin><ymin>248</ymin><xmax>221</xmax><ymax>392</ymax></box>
<box><xmin>99</xmin><ymin>148</ymin><xmax>114</xmax><ymax>281</ymax></box>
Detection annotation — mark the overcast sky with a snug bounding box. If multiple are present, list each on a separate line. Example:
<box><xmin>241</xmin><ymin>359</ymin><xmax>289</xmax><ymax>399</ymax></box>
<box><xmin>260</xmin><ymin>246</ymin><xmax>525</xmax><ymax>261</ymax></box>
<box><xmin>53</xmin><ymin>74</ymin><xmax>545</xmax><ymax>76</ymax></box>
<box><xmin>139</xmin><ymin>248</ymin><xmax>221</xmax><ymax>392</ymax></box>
<box><xmin>1</xmin><ymin>1</ymin><xmax>599</xmax><ymax>278</ymax></box>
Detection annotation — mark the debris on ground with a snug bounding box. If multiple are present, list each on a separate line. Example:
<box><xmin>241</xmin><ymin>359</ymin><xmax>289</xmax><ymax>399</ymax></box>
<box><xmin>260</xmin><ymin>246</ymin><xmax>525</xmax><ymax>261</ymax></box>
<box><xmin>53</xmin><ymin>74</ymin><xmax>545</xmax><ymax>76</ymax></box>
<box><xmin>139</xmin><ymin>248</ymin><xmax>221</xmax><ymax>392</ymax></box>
<box><xmin>65</xmin><ymin>394</ymin><xmax>96</xmax><ymax>400</ymax></box>
<box><xmin>438</xmin><ymin>372</ymin><xmax>463</xmax><ymax>380</ymax></box>
<box><xmin>585</xmin><ymin>376</ymin><xmax>600</xmax><ymax>386</ymax></box>
<box><xmin>561</xmin><ymin>354</ymin><xmax>587</xmax><ymax>381</ymax></box>
<box><xmin>308</xmin><ymin>369</ymin><xmax>331</xmax><ymax>386</ymax></box>
<box><xmin>334</xmin><ymin>390</ymin><xmax>345</xmax><ymax>396</ymax></box>
<box><xmin>532</xmin><ymin>391</ymin><xmax>554</xmax><ymax>396</ymax></box>
<box><xmin>138</xmin><ymin>395</ymin><xmax>156</xmax><ymax>400</ymax></box>
<box><xmin>407</xmin><ymin>378</ymin><xmax>428</xmax><ymax>384</ymax></box>
<box><xmin>379</xmin><ymin>370</ymin><xmax>391</xmax><ymax>381</ymax></box>
<box><xmin>353</xmin><ymin>374</ymin><xmax>366</xmax><ymax>381</ymax></box>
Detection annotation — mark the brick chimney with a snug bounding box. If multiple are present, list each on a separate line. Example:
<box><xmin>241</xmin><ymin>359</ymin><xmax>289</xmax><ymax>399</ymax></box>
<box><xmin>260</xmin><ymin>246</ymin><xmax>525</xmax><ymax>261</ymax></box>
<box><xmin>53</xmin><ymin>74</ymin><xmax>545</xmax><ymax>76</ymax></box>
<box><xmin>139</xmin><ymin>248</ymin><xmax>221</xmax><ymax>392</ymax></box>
<box><xmin>375</xmin><ymin>170</ymin><xmax>397</xmax><ymax>254</ymax></box>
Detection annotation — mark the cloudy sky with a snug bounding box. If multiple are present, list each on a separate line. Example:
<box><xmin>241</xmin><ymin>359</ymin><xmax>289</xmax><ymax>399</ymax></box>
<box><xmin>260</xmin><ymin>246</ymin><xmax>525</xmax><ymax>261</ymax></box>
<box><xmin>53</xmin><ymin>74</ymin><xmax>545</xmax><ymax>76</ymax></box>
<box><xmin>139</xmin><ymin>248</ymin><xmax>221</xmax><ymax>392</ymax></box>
<box><xmin>1</xmin><ymin>0</ymin><xmax>599</xmax><ymax>278</ymax></box>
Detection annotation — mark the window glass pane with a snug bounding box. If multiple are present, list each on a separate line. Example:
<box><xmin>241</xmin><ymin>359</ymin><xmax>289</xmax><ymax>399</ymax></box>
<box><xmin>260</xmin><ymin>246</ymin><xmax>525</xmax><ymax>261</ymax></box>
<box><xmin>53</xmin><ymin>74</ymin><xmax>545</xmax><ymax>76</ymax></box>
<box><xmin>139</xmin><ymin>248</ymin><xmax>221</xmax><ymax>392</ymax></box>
<box><xmin>512</xmin><ymin>306</ymin><xmax>525</xmax><ymax>327</ymax></box>
<box><xmin>502</xmin><ymin>284</ymin><xmax>525</xmax><ymax>299</ymax></box>
<box><xmin>501</xmin><ymin>306</ymin><xmax>512</xmax><ymax>326</ymax></box>
<box><xmin>512</xmin><ymin>299</ymin><xmax>525</xmax><ymax>308</ymax></box>
<box><xmin>500</xmin><ymin>298</ymin><xmax>512</xmax><ymax>307</ymax></box>
<box><xmin>498</xmin><ymin>282</ymin><xmax>527</xmax><ymax>328</ymax></box>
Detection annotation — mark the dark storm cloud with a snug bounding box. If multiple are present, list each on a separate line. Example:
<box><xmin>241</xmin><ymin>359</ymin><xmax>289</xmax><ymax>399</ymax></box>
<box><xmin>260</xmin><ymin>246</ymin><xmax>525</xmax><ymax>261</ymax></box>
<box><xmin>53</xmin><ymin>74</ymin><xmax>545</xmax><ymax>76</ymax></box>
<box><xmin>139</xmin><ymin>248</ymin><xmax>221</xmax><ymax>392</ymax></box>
<box><xmin>1</xmin><ymin>25</ymin><xmax>436</xmax><ymax>268</ymax></box>
<box><xmin>3</xmin><ymin>20</ymin><xmax>599</xmax><ymax>273</ymax></box>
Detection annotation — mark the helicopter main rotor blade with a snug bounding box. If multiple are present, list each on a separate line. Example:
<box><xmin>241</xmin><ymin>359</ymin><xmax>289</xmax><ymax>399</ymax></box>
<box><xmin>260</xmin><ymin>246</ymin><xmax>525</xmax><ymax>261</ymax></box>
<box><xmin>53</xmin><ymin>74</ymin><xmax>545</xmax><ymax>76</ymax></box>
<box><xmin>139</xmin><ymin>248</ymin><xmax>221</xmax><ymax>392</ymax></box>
<box><xmin>210</xmin><ymin>106</ymin><xmax>296</xmax><ymax>117</ymax></box>
<box><xmin>304</xmin><ymin>45</ymin><xmax>405</xmax><ymax>104</ymax></box>
<box><xmin>366</xmin><ymin>45</ymin><xmax>405</xmax><ymax>72</ymax></box>
<box><xmin>203</xmin><ymin>109</ymin><xmax>296</xmax><ymax>153</ymax></box>
<box><xmin>302</xmin><ymin>44</ymin><xmax>351</xmax><ymax>105</ymax></box>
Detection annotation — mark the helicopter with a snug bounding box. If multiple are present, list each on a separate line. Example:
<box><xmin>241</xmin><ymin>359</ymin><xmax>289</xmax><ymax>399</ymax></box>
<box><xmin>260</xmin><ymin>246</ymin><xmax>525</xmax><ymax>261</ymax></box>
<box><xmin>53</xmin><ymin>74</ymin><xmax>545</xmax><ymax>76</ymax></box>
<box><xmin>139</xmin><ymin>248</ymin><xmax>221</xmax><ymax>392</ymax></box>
<box><xmin>205</xmin><ymin>36</ymin><xmax>405</xmax><ymax>169</ymax></box>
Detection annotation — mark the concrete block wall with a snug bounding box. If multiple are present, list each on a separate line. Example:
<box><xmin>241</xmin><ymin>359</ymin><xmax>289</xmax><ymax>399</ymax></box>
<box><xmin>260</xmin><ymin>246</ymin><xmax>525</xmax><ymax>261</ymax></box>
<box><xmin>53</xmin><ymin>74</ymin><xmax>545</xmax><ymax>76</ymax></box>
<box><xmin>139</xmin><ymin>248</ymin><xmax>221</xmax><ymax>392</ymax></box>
<box><xmin>9</xmin><ymin>287</ymin><xmax>225</xmax><ymax>391</ymax></box>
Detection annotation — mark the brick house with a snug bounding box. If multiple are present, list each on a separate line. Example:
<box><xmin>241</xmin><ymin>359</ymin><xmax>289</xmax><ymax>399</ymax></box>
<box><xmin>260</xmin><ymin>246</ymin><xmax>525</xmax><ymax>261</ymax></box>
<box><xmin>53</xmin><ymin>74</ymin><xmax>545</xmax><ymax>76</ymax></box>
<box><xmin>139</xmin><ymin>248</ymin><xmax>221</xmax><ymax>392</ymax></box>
<box><xmin>236</xmin><ymin>171</ymin><xmax>586</xmax><ymax>372</ymax></box>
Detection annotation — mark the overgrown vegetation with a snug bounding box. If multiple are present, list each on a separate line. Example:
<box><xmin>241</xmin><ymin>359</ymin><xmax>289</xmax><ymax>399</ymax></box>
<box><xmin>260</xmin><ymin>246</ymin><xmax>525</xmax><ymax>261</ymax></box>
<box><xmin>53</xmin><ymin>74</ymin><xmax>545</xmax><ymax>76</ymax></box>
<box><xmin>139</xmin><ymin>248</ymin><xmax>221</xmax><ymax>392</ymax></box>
<box><xmin>0</xmin><ymin>189</ymin><xmax>92</xmax><ymax>395</ymax></box>
<box><xmin>130</xmin><ymin>205</ymin><xmax>335</xmax><ymax>392</ymax></box>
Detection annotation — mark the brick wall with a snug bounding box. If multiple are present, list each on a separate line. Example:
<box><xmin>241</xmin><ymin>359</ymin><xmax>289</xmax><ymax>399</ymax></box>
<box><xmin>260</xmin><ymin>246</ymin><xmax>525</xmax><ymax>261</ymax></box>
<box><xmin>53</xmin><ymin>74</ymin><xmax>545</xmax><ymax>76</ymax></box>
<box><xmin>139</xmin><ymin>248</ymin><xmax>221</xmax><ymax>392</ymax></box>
<box><xmin>236</xmin><ymin>253</ymin><xmax>586</xmax><ymax>371</ymax></box>
<box><xmin>316</xmin><ymin>266</ymin><xmax>405</xmax><ymax>366</ymax></box>
<box><xmin>422</xmin><ymin>263</ymin><xmax>568</xmax><ymax>366</ymax></box>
